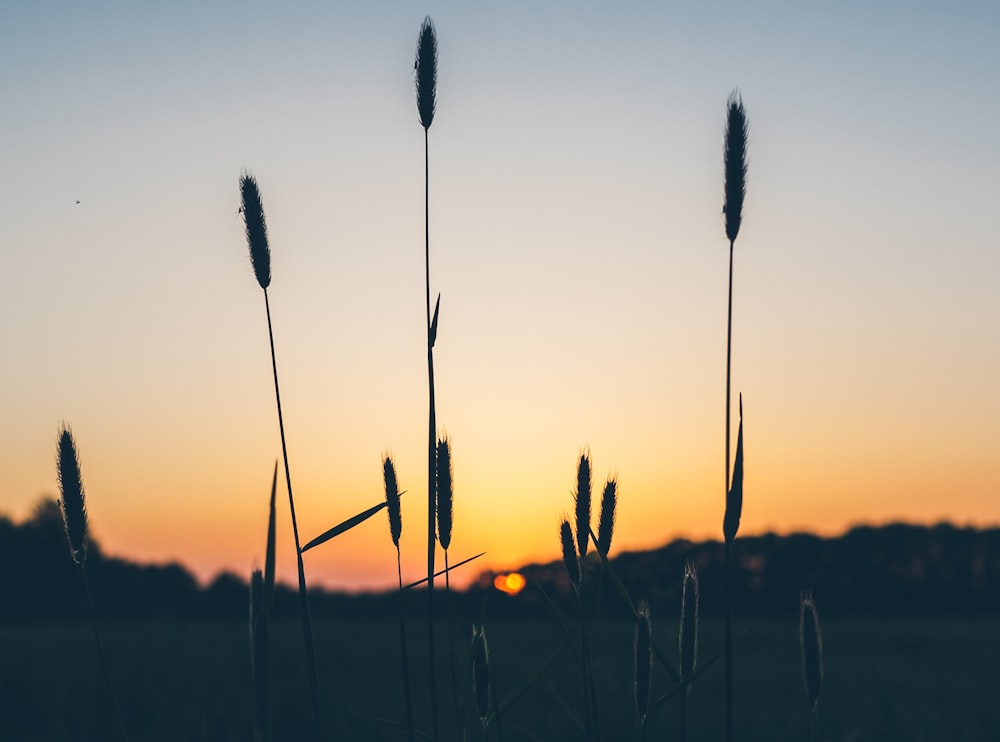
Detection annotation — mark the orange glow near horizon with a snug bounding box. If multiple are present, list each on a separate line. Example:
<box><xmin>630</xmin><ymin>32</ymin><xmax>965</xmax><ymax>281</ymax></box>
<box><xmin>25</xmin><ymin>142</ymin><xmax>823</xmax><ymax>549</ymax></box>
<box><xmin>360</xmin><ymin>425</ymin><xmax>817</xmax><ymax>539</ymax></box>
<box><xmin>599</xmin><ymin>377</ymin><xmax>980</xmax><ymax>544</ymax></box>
<box><xmin>494</xmin><ymin>573</ymin><xmax>526</xmax><ymax>596</ymax></box>
<box><xmin>2</xmin><ymin>4</ymin><xmax>999</xmax><ymax>595</ymax></box>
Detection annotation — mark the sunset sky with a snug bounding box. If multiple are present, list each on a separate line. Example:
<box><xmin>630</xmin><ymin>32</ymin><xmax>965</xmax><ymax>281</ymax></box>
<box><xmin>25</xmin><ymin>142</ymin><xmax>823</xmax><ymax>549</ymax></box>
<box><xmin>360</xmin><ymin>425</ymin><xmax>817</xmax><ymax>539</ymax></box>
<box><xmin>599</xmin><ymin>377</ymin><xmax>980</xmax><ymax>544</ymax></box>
<box><xmin>2</xmin><ymin>2</ymin><xmax>998</xmax><ymax>591</ymax></box>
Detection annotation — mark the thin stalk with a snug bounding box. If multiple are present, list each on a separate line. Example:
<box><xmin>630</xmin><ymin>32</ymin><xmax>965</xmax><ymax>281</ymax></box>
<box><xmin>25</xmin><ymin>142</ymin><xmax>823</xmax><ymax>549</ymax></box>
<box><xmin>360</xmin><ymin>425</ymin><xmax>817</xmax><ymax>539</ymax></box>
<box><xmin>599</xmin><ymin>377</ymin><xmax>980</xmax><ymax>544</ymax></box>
<box><xmin>488</xmin><ymin>661</ymin><xmax>505</xmax><ymax>742</ymax></box>
<box><xmin>583</xmin><ymin>614</ymin><xmax>602</xmax><ymax>742</ymax></box>
<box><xmin>639</xmin><ymin>716</ymin><xmax>647</xmax><ymax>742</ymax></box>
<box><xmin>580</xmin><ymin>612</ymin><xmax>592</xmax><ymax>742</ymax></box>
<box><xmin>576</xmin><ymin>586</ymin><xmax>601</xmax><ymax>742</ymax></box>
<box><xmin>82</xmin><ymin>566</ymin><xmax>128</xmax><ymax>741</ymax></box>
<box><xmin>264</xmin><ymin>289</ymin><xmax>322</xmax><ymax>739</ymax></box>
<box><xmin>724</xmin><ymin>237</ymin><xmax>735</xmax><ymax>742</ymax></box>
<box><xmin>679</xmin><ymin>693</ymin><xmax>688</xmax><ymax>742</ymax></box>
<box><xmin>397</xmin><ymin>549</ymin><xmax>416</xmax><ymax>742</ymax></box>
<box><xmin>424</xmin><ymin>125</ymin><xmax>440</xmax><ymax>742</ymax></box>
<box><xmin>445</xmin><ymin>551</ymin><xmax>460</xmax><ymax>722</ymax></box>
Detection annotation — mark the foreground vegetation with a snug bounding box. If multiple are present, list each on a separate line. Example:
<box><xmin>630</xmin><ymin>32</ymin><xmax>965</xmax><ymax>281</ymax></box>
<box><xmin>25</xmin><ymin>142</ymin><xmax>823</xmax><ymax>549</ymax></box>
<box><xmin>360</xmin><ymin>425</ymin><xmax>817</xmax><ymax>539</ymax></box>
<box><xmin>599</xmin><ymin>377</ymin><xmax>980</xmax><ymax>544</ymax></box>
<box><xmin>1</xmin><ymin>616</ymin><xmax>995</xmax><ymax>741</ymax></box>
<box><xmin>22</xmin><ymin>14</ymin><xmax>989</xmax><ymax>742</ymax></box>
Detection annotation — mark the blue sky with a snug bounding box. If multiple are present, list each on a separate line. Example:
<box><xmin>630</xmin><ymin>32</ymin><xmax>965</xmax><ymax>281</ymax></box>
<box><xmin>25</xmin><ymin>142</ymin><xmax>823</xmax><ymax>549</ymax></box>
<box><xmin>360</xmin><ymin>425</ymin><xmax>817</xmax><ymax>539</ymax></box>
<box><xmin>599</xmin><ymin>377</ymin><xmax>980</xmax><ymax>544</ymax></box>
<box><xmin>1</xmin><ymin>1</ymin><xmax>998</xmax><ymax>588</ymax></box>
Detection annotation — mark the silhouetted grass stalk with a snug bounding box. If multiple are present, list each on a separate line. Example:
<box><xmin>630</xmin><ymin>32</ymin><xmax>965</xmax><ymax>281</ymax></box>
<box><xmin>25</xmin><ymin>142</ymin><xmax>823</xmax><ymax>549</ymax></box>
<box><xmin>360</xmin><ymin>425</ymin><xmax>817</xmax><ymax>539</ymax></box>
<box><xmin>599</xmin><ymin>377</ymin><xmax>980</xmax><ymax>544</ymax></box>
<box><xmin>678</xmin><ymin>561</ymin><xmax>699</xmax><ymax>742</ymax></box>
<box><xmin>249</xmin><ymin>568</ymin><xmax>270</xmax><ymax>742</ymax></box>
<box><xmin>471</xmin><ymin>624</ymin><xmax>493</xmax><ymax>741</ymax></box>
<box><xmin>574</xmin><ymin>450</ymin><xmax>601</xmax><ymax>740</ymax></box>
<box><xmin>415</xmin><ymin>15</ymin><xmax>441</xmax><ymax>740</ymax></box>
<box><xmin>800</xmin><ymin>590</ymin><xmax>823</xmax><ymax>742</ymax></box>
<box><xmin>721</xmin><ymin>90</ymin><xmax>748</xmax><ymax>742</ymax></box>
<box><xmin>436</xmin><ymin>435</ymin><xmax>461</xmax><ymax>725</ymax></box>
<box><xmin>595</xmin><ymin>476</ymin><xmax>617</xmax><ymax>616</ymax></box>
<box><xmin>240</xmin><ymin>173</ymin><xmax>322</xmax><ymax>739</ymax></box>
<box><xmin>561</xmin><ymin>510</ymin><xmax>600</xmax><ymax>742</ymax></box>
<box><xmin>383</xmin><ymin>455</ymin><xmax>415</xmax><ymax>742</ymax></box>
<box><xmin>634</xmin><ymin>600</ymin><xmax>652</xmax><ymax>742</ymax></box>
<box><xmin>57</xmin><ymin>426</ymin><xmax>129</xmax><ymax>742</ymax></box>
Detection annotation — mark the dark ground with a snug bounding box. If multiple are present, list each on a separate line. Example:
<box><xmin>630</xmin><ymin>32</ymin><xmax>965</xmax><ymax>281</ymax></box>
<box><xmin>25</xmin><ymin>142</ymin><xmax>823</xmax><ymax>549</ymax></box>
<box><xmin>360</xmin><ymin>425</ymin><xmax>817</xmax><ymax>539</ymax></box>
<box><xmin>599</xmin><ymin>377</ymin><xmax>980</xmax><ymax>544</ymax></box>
<box><xmin>0</xmin><ymin>615</ymin><xmax>996</xmax><ymax>741</ymax></box>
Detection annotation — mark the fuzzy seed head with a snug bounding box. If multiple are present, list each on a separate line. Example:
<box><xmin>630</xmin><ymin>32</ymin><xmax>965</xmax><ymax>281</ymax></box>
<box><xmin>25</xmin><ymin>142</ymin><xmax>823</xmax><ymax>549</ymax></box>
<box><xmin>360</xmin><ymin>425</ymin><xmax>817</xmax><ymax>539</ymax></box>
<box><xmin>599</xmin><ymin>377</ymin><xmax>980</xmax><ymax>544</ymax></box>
<box><xmin>383</xmin><ymin>455</ymin><xmax>402</xmax><ymax>548</ymax></box>
<box><xmin>471</xmin><ymin>624</ymin><xmax>491</xmax><ymax>724</ymax></box>
<box><xmin>800</xmin><ymin>590</ymin><xmax>823</xmax><ymax>710</ymax></box>
<box><xmin>574</xmin><ymin>451</ymin><xmax>592</xmax><ymax>559</ymax></box>
<box><xmin>56</xmin><ymin>425</ymin><xmax>88</xmax><ymax>566</ymax></box>
<box><xmin>559</xmin><ymin>518</ymin><xmax>581</xmax><ymax>591</ymax></box>
<box><xmin>436</xmin><ymin>435</ymin><xmax>453</xmax><ymax>550</ymax></box>
<box><xmin>679</xmin><ymin>561</ymin><xmax>700</xmax><ymax>689</ymax></box>
<box><xmin>240</xmin><ymin>172</ymin><xmax>271</xmax><ymax>290</ymax></box>
<box><xmin>723</xmin><ymin>91</ymin><xmax>749</xmax><ymax>243</ymax></box>
<box><xmin>415</xmin><ymin>17</ymin><xmax>437</xmax><ymax>129</ymax></box>
<box><xmin>596</xmin><ymin>476</ymin><xmax>617</xmax><ymax>557</ymax></box>
<box><xmin>634</xmin><ymin>599</ymin><xmax>652</xmax><ymax>720</ymax></box>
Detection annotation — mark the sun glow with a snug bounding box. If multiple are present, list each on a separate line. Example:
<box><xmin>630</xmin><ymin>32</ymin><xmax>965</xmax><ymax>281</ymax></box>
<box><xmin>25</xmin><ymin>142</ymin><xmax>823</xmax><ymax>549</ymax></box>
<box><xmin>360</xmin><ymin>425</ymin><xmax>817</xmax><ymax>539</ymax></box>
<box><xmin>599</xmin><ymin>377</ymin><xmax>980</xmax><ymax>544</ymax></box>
<box><xmin>493</xmin><ymin>572</ymin><xmax>526</xmax><ymax>596</ymax></box>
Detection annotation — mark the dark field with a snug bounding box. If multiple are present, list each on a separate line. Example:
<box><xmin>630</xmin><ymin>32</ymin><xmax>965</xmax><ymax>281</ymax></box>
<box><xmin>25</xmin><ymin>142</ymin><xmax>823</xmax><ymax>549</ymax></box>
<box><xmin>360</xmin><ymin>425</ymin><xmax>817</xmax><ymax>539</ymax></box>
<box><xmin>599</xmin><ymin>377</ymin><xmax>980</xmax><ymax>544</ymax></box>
<box><xmin>1</xmin><ymin>616</ymin><xmax>995</xmax><ymax>741</ymax></box>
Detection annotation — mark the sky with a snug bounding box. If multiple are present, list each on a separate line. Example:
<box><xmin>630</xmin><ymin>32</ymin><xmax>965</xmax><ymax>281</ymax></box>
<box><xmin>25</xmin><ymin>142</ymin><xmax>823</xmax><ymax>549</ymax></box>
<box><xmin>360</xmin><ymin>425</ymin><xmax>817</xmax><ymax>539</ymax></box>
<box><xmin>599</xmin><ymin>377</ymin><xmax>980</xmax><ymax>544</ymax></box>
<box><xmin>2</xmin><ymin>1</ymin><xmax>998</xmax><ymax>591</ymax></box>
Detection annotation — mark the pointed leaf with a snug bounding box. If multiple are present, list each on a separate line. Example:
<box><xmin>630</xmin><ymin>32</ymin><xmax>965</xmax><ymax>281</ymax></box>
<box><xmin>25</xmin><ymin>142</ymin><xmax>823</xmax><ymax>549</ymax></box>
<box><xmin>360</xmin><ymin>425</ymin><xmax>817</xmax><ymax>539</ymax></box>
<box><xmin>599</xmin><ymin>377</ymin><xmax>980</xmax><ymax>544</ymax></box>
<box><xmin>429</xmin><ymin>292</ymin><xmax>441</xmax><ymax>348</ymax></box>
<box><xmin>723</xmin><ymin>396</ymin><xmax>744</xmax><ymax>543</ymax></box>
<box><xmin>301</xmin><ymin>501</ymin><xmax>387</xmax><ymax>554</ymax></box>
<box><xmin>403</xmin><ymin>551</ymin><xmax>485</xmax><ymax>590</ymax></box>
<box><xmin>264</xmin><ymin>461</ymin><xmax>278</xmax><ymax>612</ymax></box>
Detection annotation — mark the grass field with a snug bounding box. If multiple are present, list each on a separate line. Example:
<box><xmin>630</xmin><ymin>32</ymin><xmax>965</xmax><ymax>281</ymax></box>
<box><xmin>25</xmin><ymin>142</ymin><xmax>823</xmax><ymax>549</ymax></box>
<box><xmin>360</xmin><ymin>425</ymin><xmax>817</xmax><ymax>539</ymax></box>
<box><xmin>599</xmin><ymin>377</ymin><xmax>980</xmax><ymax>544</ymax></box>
<box><xmin>1</xmin><ymin>615</ymin><xmax>996</xmax><ymax>741</ymax></box>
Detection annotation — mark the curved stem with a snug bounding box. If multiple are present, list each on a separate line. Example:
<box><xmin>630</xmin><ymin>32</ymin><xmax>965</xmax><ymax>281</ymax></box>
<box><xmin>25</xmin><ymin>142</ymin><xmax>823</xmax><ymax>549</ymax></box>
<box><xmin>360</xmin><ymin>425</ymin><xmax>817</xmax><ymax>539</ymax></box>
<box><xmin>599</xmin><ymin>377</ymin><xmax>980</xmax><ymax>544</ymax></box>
<box><xmin>264</xmin><ymin>289</ymin><xmax>322</xmax><ymax>739</ymax></box>
<box><xmin>724</xmin><ymin>238</ymin><xmax>735</xmax><ymax>742</ymax></box>
<box><xmin>424</xmin><ymin>125</ymin><xmax>440</xmax><ymax>742</ymax></box>
<box><xmin>398</xmin><ymin>549</ymin><xmax>416</xmax><ymax>742</ymax></box>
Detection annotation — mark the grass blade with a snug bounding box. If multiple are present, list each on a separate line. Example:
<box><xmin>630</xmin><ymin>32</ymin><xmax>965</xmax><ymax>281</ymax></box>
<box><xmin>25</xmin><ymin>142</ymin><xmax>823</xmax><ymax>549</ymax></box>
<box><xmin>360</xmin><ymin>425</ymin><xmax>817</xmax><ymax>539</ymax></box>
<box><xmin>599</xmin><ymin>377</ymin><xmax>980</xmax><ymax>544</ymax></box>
<box><xmin>403</xmin><ymin>552</ymin><xmax>486</xmax><ymax>590</ymax></box>
<box><xmin>264</xmin><ymin>462</ymin><xmax>277</xmax><ymax>612</ymax></box>
<box><xmin>430</xmin><ymin>292</ymin><xmax>441</xmax><ymax>348</ymax></box>
<box><xmin>300</xmin><ymin>500</ymin><xmax>389</xmax><ymax>553</ymax></box>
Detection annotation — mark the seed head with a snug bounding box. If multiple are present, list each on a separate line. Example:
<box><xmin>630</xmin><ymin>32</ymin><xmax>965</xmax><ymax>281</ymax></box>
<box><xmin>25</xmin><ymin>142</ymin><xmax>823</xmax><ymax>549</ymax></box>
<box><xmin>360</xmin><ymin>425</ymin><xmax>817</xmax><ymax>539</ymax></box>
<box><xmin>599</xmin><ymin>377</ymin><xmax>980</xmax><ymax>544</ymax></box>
<box><xmin>679</xmin><ymin>561</ymin><xmax>700</xmax><ymax>690</ymax></box>
<box><xmin>471</xmin><ymin>624</ymin><xmax>492</xmax><ymax>724</ymax></box>
<box><xmin>596</xmin><ymin>476</ymin><xmax>617</xmax><ymax>557</ymax></box>
<box><xmin>414</xmin><ymin>17</ymin><xmax>437</xmax><ymax>130</ymax></box>
<box><xmin>634</xmin><ymin>599</ymin><xmax>652</xmax><ymax>720</ymax></box>
<box><xmin>240</xmin><ymin>172</ymin><xmax>271</xmax><ymax>290</ymax></box>
<box><xmin>56</xmin><ymin>425</ymin><xmax>88</xmax><ymax>566</ymax></box>
<box><xmin>436</xmin><ymin>435</ymin><xmax>453</xmax><ymax>550</ymax></box>
<box><xmin>559</xmin><ymin>518</ymin><xmax>580</xmax><ymax>591</ymax></box>
<box><xmin>574</xmin><ymin>450</ymin><xmax>591</xmax><ymax>559</ymax></box>
<box><xmin>383</xmin><ymin>454</ymin><xmax>402</xmax><ymax>548</ymax></box>
<box><xmin>800</xmin><ymin>590</ymin><xmax>823</xmax><ymax>710</ymax></box>
<box><xmin>723</xmin><ymin>91</ymin><xmax>749</xmax><ymax>243</ymax></box>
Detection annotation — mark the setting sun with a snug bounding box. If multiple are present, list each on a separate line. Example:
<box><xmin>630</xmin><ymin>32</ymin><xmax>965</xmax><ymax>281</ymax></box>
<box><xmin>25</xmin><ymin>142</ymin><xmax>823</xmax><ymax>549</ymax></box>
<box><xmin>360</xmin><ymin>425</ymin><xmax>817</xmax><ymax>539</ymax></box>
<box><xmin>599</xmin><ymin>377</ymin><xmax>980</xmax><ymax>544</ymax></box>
<box><xmin>493</xmin><ymin>572</ymin><xmax>526</xmax><ymax>596</ymax></box>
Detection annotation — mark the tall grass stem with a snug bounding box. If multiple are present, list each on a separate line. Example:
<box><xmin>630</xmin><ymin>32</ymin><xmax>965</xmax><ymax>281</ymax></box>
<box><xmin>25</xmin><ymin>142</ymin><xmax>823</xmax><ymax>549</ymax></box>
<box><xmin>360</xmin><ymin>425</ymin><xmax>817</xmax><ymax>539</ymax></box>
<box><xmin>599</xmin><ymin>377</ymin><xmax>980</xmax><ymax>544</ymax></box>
<box><xmin>263</xmin><ymin>289</ymin><xmax>322</xmax><ymax>739</ymax></box>
<box><xmin>397</xmin><ymin>549</ymin><xmax>416</xmax><ymax>742</ymax></box>
<box><xmin>722</xmin><ymin>88</ymin><xmax>748</xmax><ymax>742</ymax></box>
